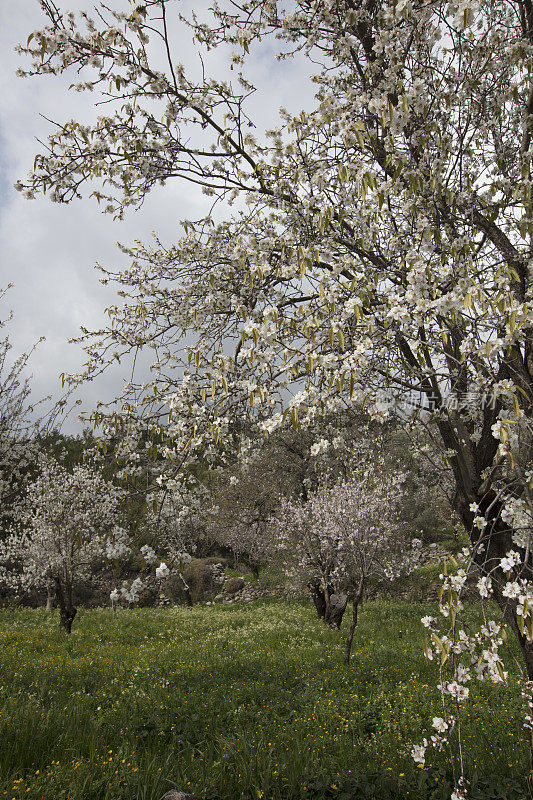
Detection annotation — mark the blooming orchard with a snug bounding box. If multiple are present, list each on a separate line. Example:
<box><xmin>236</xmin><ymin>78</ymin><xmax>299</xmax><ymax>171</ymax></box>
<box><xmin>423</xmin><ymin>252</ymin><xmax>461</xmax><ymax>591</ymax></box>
<box><xmin>16</xmin><ymin>0</ymin><xmax>533</xmax><ymax>790</ymax></box>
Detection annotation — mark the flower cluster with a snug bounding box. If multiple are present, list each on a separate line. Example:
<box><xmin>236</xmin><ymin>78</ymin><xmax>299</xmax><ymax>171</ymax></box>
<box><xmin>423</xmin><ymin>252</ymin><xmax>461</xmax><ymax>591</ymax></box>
<box><xmin>105</xmin><ymin>527</ymin><xmax>131</xmax><ymax>560</ymax></box>
<box><xmin>155</xmin><ymin>562</ymin><xmax>170</xmax><ymax>579</ymax></box>
<box><xmin>120</xmin><ymin>577</ymin><xmax>144</xmax><ymax>604</ymax></box>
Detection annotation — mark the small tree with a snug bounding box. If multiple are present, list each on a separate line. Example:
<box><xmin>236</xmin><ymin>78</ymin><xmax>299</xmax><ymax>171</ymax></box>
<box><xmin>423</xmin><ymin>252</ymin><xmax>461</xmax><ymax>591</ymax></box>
<box><xmin>277</xmin><ymin>468</ymin><xmax>421</xmax><ymax>663</ymax></box>
<box><xmin>204</xmin><ymin>415</ymin><xmax>387</xmax><ymax>576</ymax></box>
<box><xmin>0</xmin><ymin>456</ymin><xmax>123</xmax><ymax>632</ymax></box>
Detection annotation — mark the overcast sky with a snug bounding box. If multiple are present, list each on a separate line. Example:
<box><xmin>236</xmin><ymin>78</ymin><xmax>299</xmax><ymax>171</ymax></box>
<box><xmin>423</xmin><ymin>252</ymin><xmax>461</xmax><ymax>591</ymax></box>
<box><xmin>0</xmin><ymin>0</ymin><xmax>315</xmax><ymax>434</ymax></box>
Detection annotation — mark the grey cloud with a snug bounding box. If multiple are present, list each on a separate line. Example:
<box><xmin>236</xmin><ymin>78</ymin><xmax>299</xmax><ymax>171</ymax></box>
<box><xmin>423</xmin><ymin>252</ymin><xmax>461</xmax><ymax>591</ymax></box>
<box><xmin>0</xmin><ymin>0</ymin><xmax>314</xmax><ymax>434</ymax></box>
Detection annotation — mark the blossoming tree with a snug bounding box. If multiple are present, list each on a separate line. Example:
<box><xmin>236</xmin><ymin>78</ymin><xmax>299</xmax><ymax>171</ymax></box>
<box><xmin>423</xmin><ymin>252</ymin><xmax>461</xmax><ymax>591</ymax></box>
<box><xmin>0</xmin><ymin>456</ymin><xmax>124</xmax><ymax>632</ymax></box>
<box><xmin>276</xmin><ymin>469</ymin><xmax>420</xmax><ymax>663</ymax></box>
<box><xmin>15</xmin><ymin>0</ymin><xmax>533</xmax><ymax>786</ymax></box>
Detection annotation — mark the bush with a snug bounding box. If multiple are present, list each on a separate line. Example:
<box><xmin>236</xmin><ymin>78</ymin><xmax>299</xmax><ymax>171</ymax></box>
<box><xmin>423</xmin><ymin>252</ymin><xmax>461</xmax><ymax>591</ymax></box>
<box><xmin>223</xmin><ymin>576</ymin><xmax>245</xmax><ymax>595</ymax></box>
<box><xmin>164</xmin><ymin>558</ymin><xmax>225</xmax><ymax>604</ymax></box>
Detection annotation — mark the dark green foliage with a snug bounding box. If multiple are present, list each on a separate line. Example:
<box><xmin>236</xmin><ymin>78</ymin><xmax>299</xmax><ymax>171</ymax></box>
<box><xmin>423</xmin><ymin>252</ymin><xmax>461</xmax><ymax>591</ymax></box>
<box><xmin>223</xmin><ymin>577</ymin><xmax>245</xmax><ymax>595</ymax></box>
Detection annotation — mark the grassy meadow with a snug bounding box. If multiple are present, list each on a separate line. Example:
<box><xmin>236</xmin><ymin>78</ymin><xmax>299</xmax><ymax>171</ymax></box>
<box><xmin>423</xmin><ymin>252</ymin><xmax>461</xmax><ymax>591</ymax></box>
<box><xmin>0</xmin><ymin>600</ymin><xmax>530</xmax><ymax>800</ymax></box>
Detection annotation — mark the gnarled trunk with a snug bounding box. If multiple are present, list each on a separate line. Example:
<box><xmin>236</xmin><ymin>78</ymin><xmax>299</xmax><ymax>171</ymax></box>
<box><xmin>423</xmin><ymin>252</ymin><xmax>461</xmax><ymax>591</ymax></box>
<box><xmin>59</xmin><ymin>604</ymin><xmax>77</xmax><ymax>634</ymax></box>
<box><xmin>325</xmin><ymin>592</ymin><xmax>348</xmax><ymax>629</ymax></box>
<box><xmin>250</xmin><ymin>562</ymin><xmax>260</xmax><ymax>580</ymax></box>
<box><xmin>54</xmin><ymin>576</ymin><xmax>77</xmax><ymax>634</ymax></box>
<box><xmin>309</xmin><ymin>578</ymin><xmax>328</xmax><ymax>619</ymax></box>
<box><xmin>308</xmin><ymin>579</ymin><xmax>348</xmax><ymax>628</ymax></box>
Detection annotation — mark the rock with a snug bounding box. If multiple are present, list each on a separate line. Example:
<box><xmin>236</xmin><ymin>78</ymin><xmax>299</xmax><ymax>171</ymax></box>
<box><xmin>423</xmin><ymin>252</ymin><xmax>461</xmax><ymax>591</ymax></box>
<box><xmin>161</xmin><ymin>791</ymin><xmax>195</xmax><ymax>800</ymax></box>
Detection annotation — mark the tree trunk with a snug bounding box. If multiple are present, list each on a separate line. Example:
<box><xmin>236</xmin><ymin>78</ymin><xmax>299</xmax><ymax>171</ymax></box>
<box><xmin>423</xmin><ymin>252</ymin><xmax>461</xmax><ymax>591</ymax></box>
<box><xmin>325</xmin><ymin>592</ymin><xmax>348</xmax><ymax>629</ymax></box>
<box><xmin>54</xmin><ymin>576</ymin><xmax>77</xmax><ymax>634</ymax></box>
<box><xmin>59</xmin><ymin>605</ymin><xmax>77</xmax><ymax>634</ymax></box>
<box><xmin>344</xmin><ymin>599</ymin><xmax>359</xmax><ymax>665</ymax></box>
<box><xmin>308</xmin><ymin>578</ymin><xmax>327</xmax><ymax>619</ymax></box>
<box><xmin>178</xmin><ymin>571</ymin><xmax>194</xmax><ymax>607</ymax></box>
<box><xmin>242</xmin><ymin>553</ymin><xmax>261</xmax><ymax>579</ymax></box>
<box><xmin>308</xmin><ymin>580</ymin><xmax>348</xmax><ymax>628</ymax></box>
<box><xmin>344</xmin><ymin>584</ymin><xmax>364</xmax><ymax>664</ymax></box>
<box><xmin>45</xmin><ymin>578</ymin><xmax>54</xmax><ymax>612</ymax></box>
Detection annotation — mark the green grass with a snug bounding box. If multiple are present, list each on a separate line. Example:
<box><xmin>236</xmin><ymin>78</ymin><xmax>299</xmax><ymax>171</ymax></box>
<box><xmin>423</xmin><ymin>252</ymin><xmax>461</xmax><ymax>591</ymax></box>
<box><xmin>0</xmin><ymin>600</ymin><xmax>530</xmax><ymax>800</ymax></box>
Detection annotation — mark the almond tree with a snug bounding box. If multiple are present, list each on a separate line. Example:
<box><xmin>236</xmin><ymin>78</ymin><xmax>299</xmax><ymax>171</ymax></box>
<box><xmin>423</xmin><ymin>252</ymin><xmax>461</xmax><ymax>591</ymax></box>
<box><xmin>144</xmin><ymin>487</ymin><xmax>198</xmax><ymax>606</ymax></box>
<box><xmin>203</xmin><ymin>424</ymin><xmax>349</xmax><ymax>576</ymax></box>
<box><xmin>276</xmin><ymin>468</ymin><xmax>419</xmax><ymax>663</ymax></box>
<box><xmin>0</xmin><ymin>456</ymin><xmax>124</xmax><ymax>632</ymax></box>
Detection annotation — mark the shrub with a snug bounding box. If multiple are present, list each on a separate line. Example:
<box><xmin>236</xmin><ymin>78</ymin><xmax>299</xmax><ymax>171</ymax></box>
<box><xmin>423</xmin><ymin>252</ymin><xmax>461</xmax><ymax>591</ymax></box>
<box><xmin>164</xmin><ymin>558</ymin><xmax>225</xmax><ymax>604</ymax></box>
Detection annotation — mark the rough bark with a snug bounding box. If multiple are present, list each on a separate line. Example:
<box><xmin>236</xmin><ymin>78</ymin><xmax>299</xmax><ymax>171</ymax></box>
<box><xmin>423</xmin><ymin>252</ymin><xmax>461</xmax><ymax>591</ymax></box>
<box><xmin>325</xmin><ymin>592</ymin><xmax>348</xmax><ymax>629</ymax></box>
<box><xmin>309</xmin><ymin>578</ymin><xmax>328</xmax><ymax>619</ymax></box>
<box><xmin>54</xmin><ymin>576</ymin><xmax>77</xmax><ymax>634</ymax></box>
<box><xmin>308</xmin><ymin>580</ymin><xmax>348</xmax><ymax>628</ymax></box>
